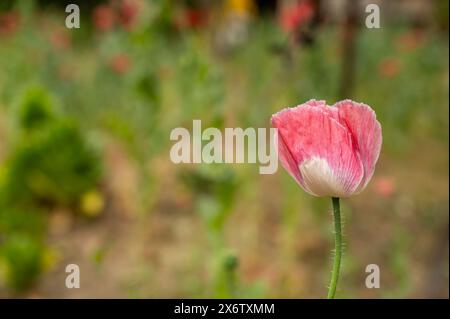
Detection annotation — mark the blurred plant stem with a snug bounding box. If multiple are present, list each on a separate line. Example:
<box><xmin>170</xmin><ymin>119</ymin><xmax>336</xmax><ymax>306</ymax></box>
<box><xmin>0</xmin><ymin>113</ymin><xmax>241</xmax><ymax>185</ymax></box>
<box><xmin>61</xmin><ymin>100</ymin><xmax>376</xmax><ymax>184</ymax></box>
<box><xmin>327</xmin><ymin>197</ymin><xmax>342</xmax><ymax>299</ymax></box>
<box><xmin>198</xmin><ymin>196</ymin><xmax>238</xmax><ymax>298</ymax></box>
<box><xmin>338</xmin><ymin>0</ymin><xmax>359</xmax><ymax>99</ymax></box>
<box><xmin>212</xmin><ymin>247</ymin><xmax>239</xmax><ymax>299</ymax></box>
<box><xmin>182</xmin><ymin>165</ymin><xmax>239</xmax><ymax>297</ymax></box>
<box><xmin>207</xmin><ymin>213</ymin><xmax>239</xmax><ymax>299</ymax></box>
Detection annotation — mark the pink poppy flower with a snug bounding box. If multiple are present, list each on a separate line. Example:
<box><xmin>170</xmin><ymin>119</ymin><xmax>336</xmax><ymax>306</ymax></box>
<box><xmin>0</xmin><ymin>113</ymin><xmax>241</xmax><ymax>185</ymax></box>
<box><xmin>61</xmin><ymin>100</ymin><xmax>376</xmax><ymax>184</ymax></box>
<box><xmin>271</xmin><ymin>99</ymin><xmax>382</xmax><ymax>198</ymax></box>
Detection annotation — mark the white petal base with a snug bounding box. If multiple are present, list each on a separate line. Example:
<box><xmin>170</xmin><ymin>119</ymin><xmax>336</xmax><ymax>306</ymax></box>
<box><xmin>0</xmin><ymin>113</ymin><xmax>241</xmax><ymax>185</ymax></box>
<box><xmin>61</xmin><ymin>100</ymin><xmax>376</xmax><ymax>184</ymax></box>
<box><xmin>299</xmin><ymin>157</ymin><xmax>348</xmax><ymax>197</ymax></box>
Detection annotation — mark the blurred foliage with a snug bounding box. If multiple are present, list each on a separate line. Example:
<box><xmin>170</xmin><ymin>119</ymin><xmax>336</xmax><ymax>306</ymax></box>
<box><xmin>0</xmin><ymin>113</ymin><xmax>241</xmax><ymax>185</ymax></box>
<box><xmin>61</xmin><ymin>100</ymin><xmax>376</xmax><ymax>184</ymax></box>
<box><xmin>16</xmin><ymin>87</ymin><xmax>55</xmax><ymax>132</ymax></box>
<box><xmin>0</xmin><ymin>85</ymin><xmax>102</xmax><ymax>291</ymax></box>
<box><xmin>4</xmin><ymin>120</ymin><xmax>101</xmax><ymax>206</ymax></box>
<box><xmin>0</xmin><ymin>234</ymin><xmax>45</xmax><ymax>292</ymax></box>
<box><xmin>1</xmin><ymin>86</ymin><xmax>102</xmax><ymax>208</ymax></box>
<box><xmin>181</xmin><ymin>165</ymin><xmax>237</xmax><ymax>232</ymax></box>
<box><xmin>181</xmin><ymin>165</ymin><xmax>241</xmax><ymax>297</ymax></box>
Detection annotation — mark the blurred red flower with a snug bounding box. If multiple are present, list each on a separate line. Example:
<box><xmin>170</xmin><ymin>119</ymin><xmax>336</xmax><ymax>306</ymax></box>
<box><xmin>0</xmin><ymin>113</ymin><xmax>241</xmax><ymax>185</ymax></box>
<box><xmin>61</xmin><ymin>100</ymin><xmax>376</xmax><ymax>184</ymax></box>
<box><xmin>373</xmin><ymin>176</ymin><xmax>396</xmax><ymax>197</ymax></box>
<box><xmin>378</xmin><ymin>57</ymin><xmax>400</xmax><ymax>79</ymax></box>
<box><xmin>92</xmin><ymin>4</ymin><xmax>115</xmax><ymax>31</ymax></box>
<box><xmin>0</xmin><ymin>10</ymin><xmax>20</xmax><ymax>36</ymax></box>
<box><xmin>279</xmin><ymin>0</ymin><xmax>314</xmax><ymax>33</ymax></box>
<box><xmin>50</xmin><ymin>29</ymin><xmax>71</xmax><ymax>51</ymax></box>
<box><xmin>396</xmin><ymin>29</ymin><xmax>425</xmax><ymax>53</ymax></box>
<box><xmin>175</xmin><ymin>8</ymin><xmax>209</xmax><ymax>29</ymax></box>
<box><xmin>118</xmin><ymin>0</ymin><xmax>140</xmax><ymax>30</ymax></box>
<box><xmin>109</xmin><ymin>53</ymin><xmax>131</xmax><ymax>74</ymax></box>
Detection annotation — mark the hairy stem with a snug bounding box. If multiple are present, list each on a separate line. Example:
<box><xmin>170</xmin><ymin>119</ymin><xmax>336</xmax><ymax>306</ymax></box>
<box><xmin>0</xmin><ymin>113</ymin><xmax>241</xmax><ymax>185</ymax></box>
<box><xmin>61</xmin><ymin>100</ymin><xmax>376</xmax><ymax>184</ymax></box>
<box><xmin>327</xmin><ymin>197</ymin><xmax>342</xmax><ymax>299</ymax></box>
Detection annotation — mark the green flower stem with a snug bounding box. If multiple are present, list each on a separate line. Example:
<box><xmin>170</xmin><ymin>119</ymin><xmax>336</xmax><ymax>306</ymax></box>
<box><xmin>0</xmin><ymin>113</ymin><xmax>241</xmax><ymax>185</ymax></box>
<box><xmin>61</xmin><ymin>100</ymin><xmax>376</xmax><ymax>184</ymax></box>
<box><xmin>327</xmin><ymin>197</ymin><xmax>342</xmax><ymax>299</ymax></box>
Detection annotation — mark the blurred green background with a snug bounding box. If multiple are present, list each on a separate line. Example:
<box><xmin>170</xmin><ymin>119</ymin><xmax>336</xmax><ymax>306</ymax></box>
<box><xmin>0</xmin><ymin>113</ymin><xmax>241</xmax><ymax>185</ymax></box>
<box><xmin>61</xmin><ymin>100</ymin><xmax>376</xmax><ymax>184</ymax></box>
<box><xmin>0</xmin><ymin>0</ymin><xmax>448</xmax><ymax>298</ymax></box>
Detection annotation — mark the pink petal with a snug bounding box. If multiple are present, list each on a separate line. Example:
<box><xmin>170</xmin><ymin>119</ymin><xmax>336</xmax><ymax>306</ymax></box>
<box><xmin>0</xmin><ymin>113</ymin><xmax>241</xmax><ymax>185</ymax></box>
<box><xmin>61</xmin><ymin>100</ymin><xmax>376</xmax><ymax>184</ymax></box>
<box><xmin>333</xmin><ymin>100</ymin><xmax>382</xmax><ymax>192</ymax></box>
<box><xmin>272</xmin><ymin>101</ymin><xmax>364</xmax><ymax>197</ymax></box>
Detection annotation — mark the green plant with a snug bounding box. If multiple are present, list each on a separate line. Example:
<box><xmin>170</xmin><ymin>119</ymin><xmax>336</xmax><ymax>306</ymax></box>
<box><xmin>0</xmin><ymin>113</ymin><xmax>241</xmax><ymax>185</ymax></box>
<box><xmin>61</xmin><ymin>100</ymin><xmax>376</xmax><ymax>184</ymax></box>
<box><xmin>0</xmin><ymin>233</ymin><xmax>45</xmax><ymax>292</ymax></box>
<box><xmin>2</xmin><ymin>87</ymin><xmax>102</xmax><ymax>209</ymax></box>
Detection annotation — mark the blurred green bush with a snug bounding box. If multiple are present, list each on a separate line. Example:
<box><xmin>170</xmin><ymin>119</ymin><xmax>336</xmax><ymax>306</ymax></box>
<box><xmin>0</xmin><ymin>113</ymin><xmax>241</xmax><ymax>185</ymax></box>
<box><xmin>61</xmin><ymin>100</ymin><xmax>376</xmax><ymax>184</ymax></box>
<box><xmin>0</xmin><ymin>86</ymin><xmax>103</xmax><ymax>292</ymax></box>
